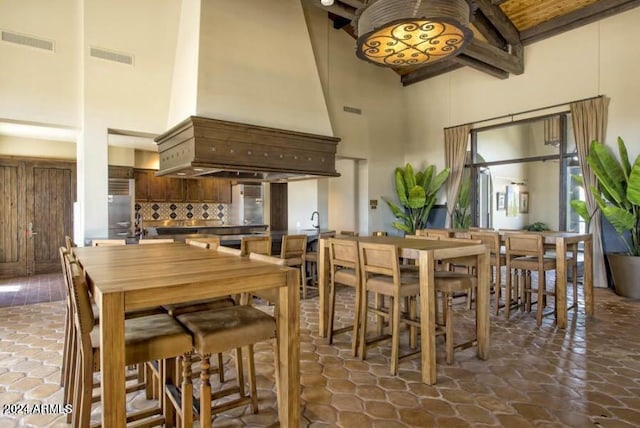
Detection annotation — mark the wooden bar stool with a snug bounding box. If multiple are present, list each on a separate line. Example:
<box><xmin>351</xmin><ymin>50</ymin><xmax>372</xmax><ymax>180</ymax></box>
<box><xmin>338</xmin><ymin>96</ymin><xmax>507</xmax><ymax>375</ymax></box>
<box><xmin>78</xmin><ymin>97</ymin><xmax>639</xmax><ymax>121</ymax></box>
<box><xmin>327</xmin><ymin>238</ymin><xmax>362</xmax><ymax>356</ymax></box>
<box><xmin>358</xmin><ymin>242</ymin><xmax>420</xmax><ymax>375</ymax></box>
<box><xmin>469</xmin><ymin>230</ymin><xmax>505</xmax><ymax>315</ymax></box>
<box><xmin>306</xmin><ymin>232</ymin><xmax>335</xmax><ymax>287</ymax></box>
<box><xmin>280</xmin><ymin>234</ymin><xmax>308</xmax><ymax>298</ymax></box>
<box><xmin>175</xmin><ymin>305</ymin><xmax>277</xmax><ymax>426</ymax></box>
<box><xmin>434</xmin><ymin>271</ymin><xmax>477</xmax><ymax>364</ymax></box>
<box><xmin>505</xmin><ymin>233</ymin><xmax>557</xmax><ymax>324</ymax></box>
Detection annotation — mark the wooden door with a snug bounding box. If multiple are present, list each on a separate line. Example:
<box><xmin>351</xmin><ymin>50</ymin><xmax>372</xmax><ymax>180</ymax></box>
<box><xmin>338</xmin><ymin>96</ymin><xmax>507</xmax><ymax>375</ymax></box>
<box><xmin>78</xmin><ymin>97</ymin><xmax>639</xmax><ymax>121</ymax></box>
<box><xmin>28</xmin><ymin>162</ymin><xmax>75</xmax><ymax>274</ymax></box>
<box><xmin>0</xmin><ymin>157</ymin><xmax>75</xmax><ymax>278</ymax></box>
<box><xmin>0</xmin><ymin>159</ymin><xmax>26</xmax><ymax>278</ymax></box>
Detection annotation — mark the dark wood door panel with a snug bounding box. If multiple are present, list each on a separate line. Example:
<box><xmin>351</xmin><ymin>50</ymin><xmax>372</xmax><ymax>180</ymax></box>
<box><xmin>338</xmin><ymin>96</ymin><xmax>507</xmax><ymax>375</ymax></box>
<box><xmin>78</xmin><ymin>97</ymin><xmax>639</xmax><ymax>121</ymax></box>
<box><xmin>31</xmin><ymin>165</ymin><xmax>74</xmax><ymax>274</ymax></box>
<box><xmin>0</xmin><ymin>161</ymin><xmax>26</xmax><ymax>278</ymax></box>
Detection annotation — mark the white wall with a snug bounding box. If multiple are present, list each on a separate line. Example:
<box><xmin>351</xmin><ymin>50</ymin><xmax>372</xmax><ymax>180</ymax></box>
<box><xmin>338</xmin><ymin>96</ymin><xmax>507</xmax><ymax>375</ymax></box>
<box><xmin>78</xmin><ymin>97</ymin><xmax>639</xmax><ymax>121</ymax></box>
<box><xmin>197</xmin><ymin>0</ymin><xmax>332</xmax><ymax>137</ymax></box>
<box><xmin>0</xmin><ymin>136</ymin><xmax>76</xmax><ymax>159</ymax></box>
<box><xmin>328</xmin><ymin>159</ymin><xmax>358</xmax><ymax>232</ymax></box>
<box><xmin>167</xmin><ymin>0</ymin><xmax>200</xmax><ymax>128</ymax></box>
<box><xmin>0</xmin><ymin>0</ymin><xmax>79</xmax><ymax>126</ymax></box>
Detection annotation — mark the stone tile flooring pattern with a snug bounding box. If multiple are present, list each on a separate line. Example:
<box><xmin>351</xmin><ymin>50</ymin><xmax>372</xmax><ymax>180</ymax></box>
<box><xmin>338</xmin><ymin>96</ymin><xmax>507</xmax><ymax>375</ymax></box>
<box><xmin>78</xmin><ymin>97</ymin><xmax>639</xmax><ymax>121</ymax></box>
<box><xmin>0</xmin><ymin>274</ymin><xmax>65</xmax><ymax>308</ymax></box>
<box><xmin>1</xmin><ymin>277</ymin><xmax>640</xmax><ymax>427</ymax></box>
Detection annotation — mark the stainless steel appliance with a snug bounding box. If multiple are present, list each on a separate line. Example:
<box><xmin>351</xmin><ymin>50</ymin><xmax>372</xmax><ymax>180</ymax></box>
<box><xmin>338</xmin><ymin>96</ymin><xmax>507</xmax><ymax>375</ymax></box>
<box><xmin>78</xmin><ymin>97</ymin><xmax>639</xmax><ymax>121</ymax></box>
<box><xmin>108</xmin><ymin>178</ymin><xmax>134</xmax><ymax>238</ymax></box>
<box><xmin>230</xmin><ymin>184</ymin><xmax>264</xmax><ymax>225</ymax></box>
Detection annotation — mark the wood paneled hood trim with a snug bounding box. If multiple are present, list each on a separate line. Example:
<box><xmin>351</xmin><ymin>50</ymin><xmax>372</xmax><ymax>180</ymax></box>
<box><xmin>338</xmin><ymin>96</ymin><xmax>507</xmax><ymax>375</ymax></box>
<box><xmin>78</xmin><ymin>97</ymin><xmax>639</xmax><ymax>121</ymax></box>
<box><xmin>154</xmin><ymin>116</ymin><xmax>340</xmax><ymax>182</ymax></box>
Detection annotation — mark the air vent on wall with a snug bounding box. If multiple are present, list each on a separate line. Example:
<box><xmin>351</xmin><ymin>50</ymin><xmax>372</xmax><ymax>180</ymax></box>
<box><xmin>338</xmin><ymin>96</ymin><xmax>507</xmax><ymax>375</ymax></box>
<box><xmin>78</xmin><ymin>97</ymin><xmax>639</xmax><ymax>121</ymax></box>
<box><xmin>343</xmin><ymin>106</ymin><xmax>362</xmax><ymax>115</ymax></box>
<box><xmin>90</xmin><ymin>46</ymin><xmax>134</xmax><ymax>65</ymax></box>
<box><xmin>1</xmin><ymin>30</ymin><xmax>54</xmax><ymax>51</ymax></box>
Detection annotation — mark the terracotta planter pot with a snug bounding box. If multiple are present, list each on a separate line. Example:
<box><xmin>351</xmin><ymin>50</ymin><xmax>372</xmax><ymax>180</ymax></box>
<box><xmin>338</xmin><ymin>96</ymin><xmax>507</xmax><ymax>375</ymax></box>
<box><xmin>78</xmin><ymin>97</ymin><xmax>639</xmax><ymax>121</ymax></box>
<box><xmin>608</xmin><ymin>253</ymin><xmax>640</xmax><ymax>299</ymax></box>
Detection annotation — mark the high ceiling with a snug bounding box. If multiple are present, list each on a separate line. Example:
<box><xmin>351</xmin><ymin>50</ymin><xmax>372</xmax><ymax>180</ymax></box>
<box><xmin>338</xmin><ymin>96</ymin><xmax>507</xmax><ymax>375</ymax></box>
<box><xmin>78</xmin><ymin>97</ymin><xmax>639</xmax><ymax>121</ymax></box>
<box><xmin>309</xmin><ymin>0</ymin><xmax>640</xmax><ymax>85</ymax></box>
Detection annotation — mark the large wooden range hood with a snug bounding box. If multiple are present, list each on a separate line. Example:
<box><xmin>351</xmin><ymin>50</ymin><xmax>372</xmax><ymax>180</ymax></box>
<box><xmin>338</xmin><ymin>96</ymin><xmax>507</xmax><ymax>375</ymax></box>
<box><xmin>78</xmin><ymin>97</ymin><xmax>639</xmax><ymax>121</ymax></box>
<box><xmin>155</xmin><ymin>116</ymin><xmax>340</xmax><ymax>182</ymax></box>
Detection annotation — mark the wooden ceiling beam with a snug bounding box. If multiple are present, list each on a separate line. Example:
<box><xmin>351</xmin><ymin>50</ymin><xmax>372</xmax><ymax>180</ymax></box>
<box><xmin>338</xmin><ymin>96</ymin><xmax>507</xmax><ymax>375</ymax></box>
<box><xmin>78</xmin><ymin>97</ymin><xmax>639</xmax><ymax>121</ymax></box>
<box><xmin>452</xmin><ymin>54</ymin><xmax>509</xmax><ymax>79</ymax></box>
<box><xmin>401</xmin><ymin>61</ymin><xmax>464</xmax><ymax>86</ymax></box>
<box><xmin>337</xmin><ymin>0</ymin><xmax>364</xmax><ymax>9</ymax></box>
<box><xmin>491</xmin><ymin>0</ymin><xmax>508</xmax><ymax>5</ymax></box>
<box><xmin>306</xmin><ymin>0</ymin><xmax>356</xmax><ymax>20</ymax></box>
<box><xmin>475</xmin><ymin>0</ymin><xmax>521</xmax><ymax>48</ymax></box>
<box><xmin>521</xmin><ymin>0</ymin><xmax>640</xmax><ymax>46</ymax></box>
<box><xmin>463</xmin><ymin>38</ymin><xmax>523</xmax><ymax>75</ymax></box>
<box><xmin>472</xmin><ymin>11</ymin><xmax>507</xmax><ymax>49</ymax></box>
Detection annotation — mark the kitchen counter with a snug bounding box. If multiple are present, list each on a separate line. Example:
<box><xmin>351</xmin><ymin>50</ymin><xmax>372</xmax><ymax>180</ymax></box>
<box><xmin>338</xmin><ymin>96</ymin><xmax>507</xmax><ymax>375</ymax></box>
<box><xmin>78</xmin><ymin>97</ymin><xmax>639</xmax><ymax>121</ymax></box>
<box><xmin>140</xmin><ymin>229</ymin><xmax>334</xmax><ymax>250</ymax></box>
<box><xmin>144</xmin><ymin>222</ymin><xmax>268</xmax><ymax>236</ymax></box>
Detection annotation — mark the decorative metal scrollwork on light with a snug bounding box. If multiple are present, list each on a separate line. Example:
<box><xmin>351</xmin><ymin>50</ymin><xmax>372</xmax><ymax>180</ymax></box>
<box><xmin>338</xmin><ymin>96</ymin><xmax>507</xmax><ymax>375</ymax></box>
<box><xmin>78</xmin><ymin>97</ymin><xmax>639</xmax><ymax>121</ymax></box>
<box><xmin>355</xmin><ymin>0</ymin><xmax>472</xmax><ymax>67</ymax></box>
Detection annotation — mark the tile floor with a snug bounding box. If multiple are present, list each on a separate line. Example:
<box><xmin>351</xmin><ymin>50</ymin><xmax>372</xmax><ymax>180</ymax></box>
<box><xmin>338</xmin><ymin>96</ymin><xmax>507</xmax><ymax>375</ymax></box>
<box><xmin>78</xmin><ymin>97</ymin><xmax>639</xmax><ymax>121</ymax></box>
<box><xmin>0</xmin><ymin>274</ymin><xmax>65</xmax><ymax>308</ymax></box>
<box><xmin>1</xmin><ymin>274</ymin><xmax>640</xmax><ymax>427</ymax></box>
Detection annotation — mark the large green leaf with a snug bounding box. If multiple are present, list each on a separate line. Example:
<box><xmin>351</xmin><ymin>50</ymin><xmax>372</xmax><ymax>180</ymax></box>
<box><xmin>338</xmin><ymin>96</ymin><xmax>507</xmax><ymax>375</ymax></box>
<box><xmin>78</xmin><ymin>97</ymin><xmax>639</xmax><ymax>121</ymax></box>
<box><xmin>392</xmin><ymin>221</ymin><xmax>413</xmax><ymax>234</ymax></box>
<box><xmin>420</xmin><ymin>165</ymin><xmax>434</xmax><ymax>190</ymax></box>
<box><xmin>601</xmin><ymin>205</ymin><xmax>636</xmax><ymax>234</ymax></box>
<box><xmin>383</xmin><ymin>198</ymin><xmax>406</xmax><ymax>219</ymax></box>
<box><xmin>457</xmin><ymin>178</ymin><xmax>471</xmax><ymax>208</ymax></box>
<box><xmin>407</xmin><ymin>185</ymin><xmax>426</xmax><ymax>209</ymax></box>
<box><xmin>427</xmin><ymin>168</ymin><xmax>450</xmax><ymax>195</ymax></box>
<box><xmin>588</xmin><ymin>141</ymin><xmax>627</xmax><ymax>206</ymax></box>
<box><xmin>570</xmin><ymin>200</ymin><xmax>591</xmax><ymax>223</ymax></box>
<box><xmin>627</xmin><ymin>155</ymin><xmax>640</xmax><ymax>206</ymax></box>
<box><xmin>403</xmin><ymin>164</ymin><xmax>416</xmax><ymax>190</ymax></box>
<box><xmin>618</xmin><ymin>137</ymin><xmax>632</xmax><ymax>180</ymax></box>
<box><xmin>394</xmin><ymin>169</ymin><xmax>408</xmax><ymax>207</ymax></box>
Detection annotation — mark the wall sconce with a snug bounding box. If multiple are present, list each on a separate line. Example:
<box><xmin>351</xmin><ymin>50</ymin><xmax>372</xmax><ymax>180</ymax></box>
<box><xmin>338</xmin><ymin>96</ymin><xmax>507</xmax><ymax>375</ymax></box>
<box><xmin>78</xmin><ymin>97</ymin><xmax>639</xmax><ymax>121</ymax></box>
<box><xmin>370</xmin><ymin>199</ymin><xmax>378</xmax><ymax>210</ymax></box>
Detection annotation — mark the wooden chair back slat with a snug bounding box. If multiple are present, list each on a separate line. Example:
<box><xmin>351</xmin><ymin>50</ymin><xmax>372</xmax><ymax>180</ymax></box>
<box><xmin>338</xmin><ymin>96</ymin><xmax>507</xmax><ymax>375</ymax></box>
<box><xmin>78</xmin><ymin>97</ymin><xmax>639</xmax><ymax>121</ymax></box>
<box><xmin>469</xmin><ymin>231</ymin><xmax>501</xmax><ymax>254</ymax></box>
<box><xmin>358</xmin><ymin>242</ymin><xmax>399</xmax><ymax>278</ymax></box>
<box><xmin>506</xmin><ymin>233</ymin><xmax>543</xmax><ymax>257</ymax></box>
<box><xmin>280</xmin><ymin>235</ymin><xmax>307</xmax><ymax>259</ymax></box>
<box><xmin>329</xmin><ymin>238</ymin><xmax>359</xmax><ymax>271</ymax></box>
<box><xmin>241</xmin><ymin>236</ymin><xmax>272</xmax><ymax>256</ymax></box>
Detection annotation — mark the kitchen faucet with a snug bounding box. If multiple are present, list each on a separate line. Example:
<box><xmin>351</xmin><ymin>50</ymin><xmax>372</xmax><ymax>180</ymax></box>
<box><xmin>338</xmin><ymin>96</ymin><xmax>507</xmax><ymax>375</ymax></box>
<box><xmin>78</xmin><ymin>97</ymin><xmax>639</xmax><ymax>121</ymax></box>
<box><xmin>310</xmin><ymin>211</ymin><xmax>320</xmax><ymax>231</ymax></box>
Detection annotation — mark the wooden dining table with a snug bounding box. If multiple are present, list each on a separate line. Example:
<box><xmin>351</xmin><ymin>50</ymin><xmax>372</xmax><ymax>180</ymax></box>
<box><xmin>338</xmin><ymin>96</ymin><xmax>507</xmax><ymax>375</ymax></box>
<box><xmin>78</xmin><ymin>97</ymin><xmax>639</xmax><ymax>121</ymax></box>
<box><xmin>73</xmin><ymin>242</ymin><xmax>300</xmax><ymax>428</ymax></box>
<box><xmin>317</xmin><ymin>235</ymin><xmax>491</xmax><ymax>385</ymax></box>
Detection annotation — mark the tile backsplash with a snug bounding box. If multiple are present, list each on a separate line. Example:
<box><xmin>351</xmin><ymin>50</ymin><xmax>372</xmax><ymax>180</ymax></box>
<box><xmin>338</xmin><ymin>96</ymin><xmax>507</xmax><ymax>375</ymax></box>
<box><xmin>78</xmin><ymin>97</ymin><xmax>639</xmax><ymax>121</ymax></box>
<box><xmin>136</xmin><ymin>202</ymin><xmax>229</xmax><ymax>221</ymax></box>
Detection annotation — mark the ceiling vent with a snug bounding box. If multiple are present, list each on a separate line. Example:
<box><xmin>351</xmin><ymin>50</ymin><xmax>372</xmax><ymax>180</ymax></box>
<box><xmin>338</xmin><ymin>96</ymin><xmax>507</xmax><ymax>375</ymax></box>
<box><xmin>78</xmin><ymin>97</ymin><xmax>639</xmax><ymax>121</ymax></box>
<box><xmin>90</xmin><ymin>46</ymin><xmax>134</xmax><ymax>65</ymax></box>
<box><xmin>1</xmin><ymin>30</ymin><xmax>54</xmax><ymax>51</ymax></box>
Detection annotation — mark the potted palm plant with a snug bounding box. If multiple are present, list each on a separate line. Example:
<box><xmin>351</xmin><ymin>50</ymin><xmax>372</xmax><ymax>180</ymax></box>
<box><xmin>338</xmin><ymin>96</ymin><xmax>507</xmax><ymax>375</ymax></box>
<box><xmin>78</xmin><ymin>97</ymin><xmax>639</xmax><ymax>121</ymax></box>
<box><xmin>573</xmin><ymin>137</ymin><xmax>640</xmax><ymax>298</ymax></box>
<box><xmin>383</xmin><ymin>163</ymin><xmax>450</xmax><ymax>234</ymax></box>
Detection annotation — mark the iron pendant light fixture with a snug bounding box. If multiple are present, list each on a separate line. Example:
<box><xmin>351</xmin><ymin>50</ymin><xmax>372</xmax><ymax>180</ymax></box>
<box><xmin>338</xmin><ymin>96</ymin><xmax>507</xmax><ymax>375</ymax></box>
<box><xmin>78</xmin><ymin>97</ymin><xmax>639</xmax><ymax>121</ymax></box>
<box><xmin>354</xmin><ymin>0</ymin><xmax>473</xmax><ymax>67</ymax></box>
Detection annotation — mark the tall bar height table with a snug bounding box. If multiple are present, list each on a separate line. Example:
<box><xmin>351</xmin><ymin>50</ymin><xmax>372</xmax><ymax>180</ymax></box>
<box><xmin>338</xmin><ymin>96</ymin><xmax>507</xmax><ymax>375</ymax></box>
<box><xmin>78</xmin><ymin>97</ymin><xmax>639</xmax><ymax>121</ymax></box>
<box><xmin>318</xmin><ymin>236</ymin><xmax>490</xmax><ymax>385</ymax></box>
<box><xmin>73</xmin><ymin>243</ymin><xmax>300</xmax><ymax>428</ymax></box>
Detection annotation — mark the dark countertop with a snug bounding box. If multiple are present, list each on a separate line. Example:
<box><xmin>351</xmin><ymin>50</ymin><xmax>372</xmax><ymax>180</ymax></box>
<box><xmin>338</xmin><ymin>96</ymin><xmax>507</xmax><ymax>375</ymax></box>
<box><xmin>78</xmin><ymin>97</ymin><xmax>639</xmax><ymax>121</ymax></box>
<box><xmin>88</xmin><ymin>229</ymin><xmax>334</xmax><ymax>247</ymax></box>
<box><xmin>147</xmin><ymin>223</ymin><xmax>269</xmax><ymax>236</ymax></box>
<box><xmin>140</xmin><ymin>229</ymin><xmax>334</xmax><ymax>247</ymax></box>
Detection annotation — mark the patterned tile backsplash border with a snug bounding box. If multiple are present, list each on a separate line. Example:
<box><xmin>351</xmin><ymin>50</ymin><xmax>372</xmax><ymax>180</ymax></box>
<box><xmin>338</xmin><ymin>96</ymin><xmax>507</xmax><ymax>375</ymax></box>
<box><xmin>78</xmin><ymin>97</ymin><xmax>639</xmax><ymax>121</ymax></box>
<box><xmin>136</xmin><ymin>202</ymin><xmax>229</xmax><ymax>221</ymax></box>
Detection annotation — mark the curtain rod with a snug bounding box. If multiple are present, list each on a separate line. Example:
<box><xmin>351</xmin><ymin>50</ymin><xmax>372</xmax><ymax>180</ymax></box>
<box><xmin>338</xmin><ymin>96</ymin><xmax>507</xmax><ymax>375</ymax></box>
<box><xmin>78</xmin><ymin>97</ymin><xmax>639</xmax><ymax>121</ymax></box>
<box><xmin>444</xmin><ymin>94</ymin><xmax>604</xmax><ymax>130</ymax></box>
